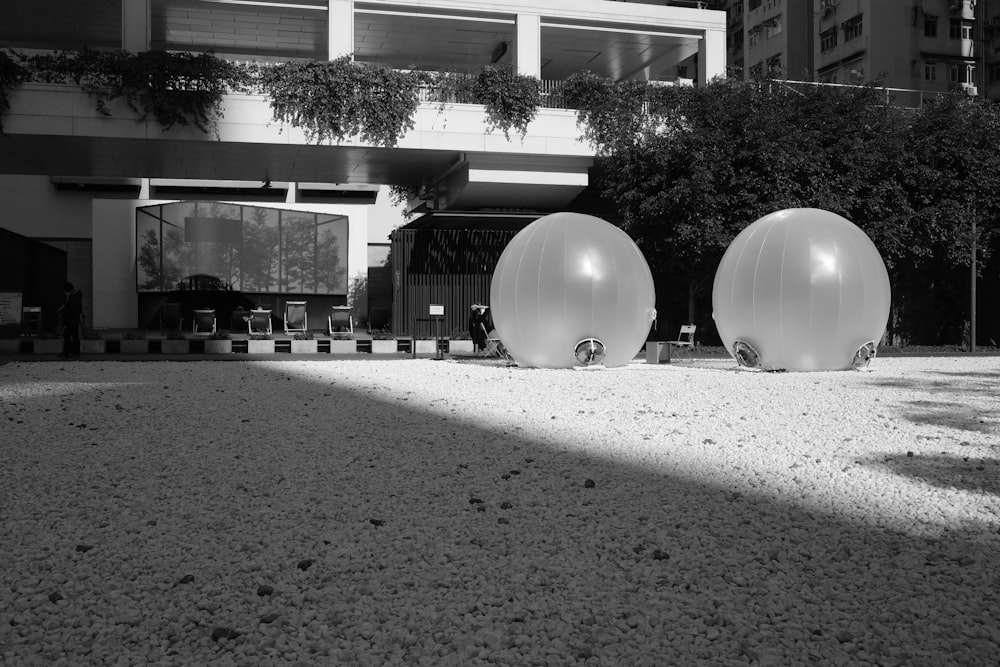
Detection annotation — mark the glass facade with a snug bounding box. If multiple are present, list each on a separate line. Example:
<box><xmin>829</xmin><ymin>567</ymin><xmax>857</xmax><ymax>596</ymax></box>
<box><xmin>136</xmin><ymin>202</ymin><xmax>349</xmax><ymax>295</ymax></box>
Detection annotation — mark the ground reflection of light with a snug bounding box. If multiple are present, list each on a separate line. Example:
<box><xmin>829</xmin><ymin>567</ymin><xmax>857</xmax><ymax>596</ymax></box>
<box><xmin>278</xmin><ymin>358</ymin><xmax>998</xmax><ymax>541</ymax></box>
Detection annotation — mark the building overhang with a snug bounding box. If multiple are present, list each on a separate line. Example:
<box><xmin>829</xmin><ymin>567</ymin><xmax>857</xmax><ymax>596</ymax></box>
<box><xmin>1</xmin><ymin>84</ymin><xmax>595</xmax><ymax>211</ymax></box>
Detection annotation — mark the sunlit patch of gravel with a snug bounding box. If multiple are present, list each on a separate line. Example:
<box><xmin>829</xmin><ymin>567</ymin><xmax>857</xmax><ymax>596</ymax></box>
<box><xmin>1</xmin><ymin>357</ymin><xmax>999</xmax><ymax>666</ymax></box>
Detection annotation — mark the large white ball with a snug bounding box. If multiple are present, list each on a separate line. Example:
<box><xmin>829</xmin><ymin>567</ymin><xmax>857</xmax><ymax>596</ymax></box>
<box><xmin>712</xmin><ymin>208</ymin><xmax>891</xmax><ymax>371</ymax></box>
<box><xmin>490</xmin><ymin>212</ymin><xmax>656</xmax><ymax>369</ymax></box>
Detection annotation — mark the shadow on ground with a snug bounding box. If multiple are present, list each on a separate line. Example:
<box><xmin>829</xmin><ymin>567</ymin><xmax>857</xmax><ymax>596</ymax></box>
<box><xmin>864</xmin><ymin>452</ymin><xmax>1000</xmax><ymax>497</ymax></box>
<box><xmin>1</xmin><ymin>360</ymin><xmax>998</xmax><ymax>665</ymax></box>
<box><xmin>870</xmin><ymin>369</ymin><xmax>1000</xmax><ymax>434</ymax></box>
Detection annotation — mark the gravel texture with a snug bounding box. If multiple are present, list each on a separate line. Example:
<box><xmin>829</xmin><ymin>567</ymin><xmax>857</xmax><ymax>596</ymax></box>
<box><xmin>1</xmin><ymin>356</ymin><xmax>999</xmax><ymax>666</ymax></box>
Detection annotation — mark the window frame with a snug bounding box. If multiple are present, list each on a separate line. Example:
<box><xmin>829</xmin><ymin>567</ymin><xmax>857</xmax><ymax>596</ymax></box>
<box><xmin>924</xmin><ymin>15</ymin><xmax>938</xmax><ymax>37</ymax></box>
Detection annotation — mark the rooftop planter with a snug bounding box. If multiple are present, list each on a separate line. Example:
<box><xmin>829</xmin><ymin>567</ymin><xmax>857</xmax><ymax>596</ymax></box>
<box><xmin>1</xmin><ymin>48</ymin><xmax>545</xmax><ymax>144</ymax></box>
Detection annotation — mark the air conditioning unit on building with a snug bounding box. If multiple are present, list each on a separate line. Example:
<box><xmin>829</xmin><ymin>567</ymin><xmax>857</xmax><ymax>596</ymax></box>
<box><xmin>964</xmin><ymin>85</ymin><xmax>979</xmax><ymax>96</ymax></box>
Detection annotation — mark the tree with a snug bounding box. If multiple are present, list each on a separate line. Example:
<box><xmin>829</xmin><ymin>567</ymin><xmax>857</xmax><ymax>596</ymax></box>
<box><xmin>897</xmin><ymin>95</ymin><xmax>1000</xmax><ymax>345</ymax></box>
<box><xmin>564</xmin><ymin>76</ymin><xmax>910</xmax><ymax>341</ymax></box>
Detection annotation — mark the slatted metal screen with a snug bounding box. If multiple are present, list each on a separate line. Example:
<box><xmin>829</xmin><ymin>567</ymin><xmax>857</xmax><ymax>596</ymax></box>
<box><xmin>390</xmin><ymin>228</ymin><xmax>520</xmax><ymax>338</ymax></box>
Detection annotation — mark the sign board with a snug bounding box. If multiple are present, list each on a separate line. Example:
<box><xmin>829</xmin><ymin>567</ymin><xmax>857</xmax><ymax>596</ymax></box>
<box><xmin>0</xmin><ymin>291</ymin><xmax>22</xmax><ymax>326</ymax></box>
<box><xmin>428</xmin><ymin>304</ymin><xmax>444</xmax><ymax>316</ymax></box>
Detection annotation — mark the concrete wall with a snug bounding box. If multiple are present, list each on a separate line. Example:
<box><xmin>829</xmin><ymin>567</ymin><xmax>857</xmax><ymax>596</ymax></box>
<box><xmin>0</xmin><ymin>175</ymin><xmax>92</xmax><ymax>238</ymax></box>
<box><xmin>0</xmin><ymin>175</ymin><xmax>385</xmax><ymax>329</ymax></box>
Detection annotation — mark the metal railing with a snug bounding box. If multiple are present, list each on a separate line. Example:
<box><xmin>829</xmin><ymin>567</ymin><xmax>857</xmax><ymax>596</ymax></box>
<box><xmin>772</xmin><ymin>79</ymin><xmax>976</xmax><ymax>109</ymax></box>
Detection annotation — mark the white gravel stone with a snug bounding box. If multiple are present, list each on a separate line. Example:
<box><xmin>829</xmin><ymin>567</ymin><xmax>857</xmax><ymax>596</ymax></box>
<box><xmin>1</xmin><ymin>356</ymin><xmax>999</xmax><ymax>664</ymax></box>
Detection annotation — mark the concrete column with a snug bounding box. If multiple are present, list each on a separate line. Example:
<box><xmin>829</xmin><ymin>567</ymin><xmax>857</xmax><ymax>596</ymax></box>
<box><xmin>122</xmin><ymin>0</ymin><xmax>150</xmax><ymax>52</ymax></box>
<box><xmin>698</xmin><ymin>28</ymin><xmax>726</xmax><ymax>84</ymax></box>
<box><xmin>329</xmin><ymin>0</ymin><xmax>354</xmax><ymax>60</ymax></box>
<box><xmin>514</xmin><ymin>14</ymin><xmax>541</xmax><ymax>78</ymax></box>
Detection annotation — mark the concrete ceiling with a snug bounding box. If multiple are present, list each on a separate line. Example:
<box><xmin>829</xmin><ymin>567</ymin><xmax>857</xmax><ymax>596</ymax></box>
<box><xmin>0</xmin><ymin>135</ymin><xmax>461</xmax><ymax>186</ymax></box>
<box><xmin>0</xmin><ymin>0</ymin><xmax>700</xmax><ymax>79</ymax></box>
<box><xmin>0</xmin><ymin>0</ymin><xmax>698</xmax><ymax>201</ymax></box>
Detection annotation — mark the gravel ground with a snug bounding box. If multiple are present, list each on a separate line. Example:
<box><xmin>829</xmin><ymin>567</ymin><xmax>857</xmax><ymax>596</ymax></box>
<box><xmin>1</xmin><ymin>356</ymin><xmax>999</xmax><ymax>666</ymax></box>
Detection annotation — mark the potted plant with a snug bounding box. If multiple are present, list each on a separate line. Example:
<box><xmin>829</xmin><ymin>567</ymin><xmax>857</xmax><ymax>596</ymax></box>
<box><xmin>290</xmin><ymin>331</ymin><xmax>317</xmax><ymax>354</ymax></box>
<box><xmin>80</xmin><ymin>328</ymin><xmax>105</xmax><ymax>355</ymax></box>
<box><xmin>0</xmin><ymin>328</ymin><xmax>20</xmax><ymax>354</ymax></box>
<box><xmin>247</xmin><ymin>332</ymin><xmax>274</xmax><ymax>354</ymax></box>
<box><xmin>447</xmin><ymin>328</ymin><xmax>474</xmax><ymax>355</ymax></box>
<box><xmin>204</xmin><ymin>330</ymin><xmax>232</xmax><ymax>354</ymax></box>
<box><xmin>328</xmin><ymin>333</ymin><xmax>357</xmax><ymax>354</ymax></box>
<box><xmin>370</xmin><ymin>329</ymin><xmax>398</xmax><ymax>354</ymax></box>
<box><xmin>32</xmin><ymin>332</ymin><xmax>63</xmax><ymax>354</ymax></box>
<box><xmin>0</xmin><ymin>339</ymin><xmax>19</xmax><ymax>354</ymax></box>
<box><xmin>160</xmin><ymin>329</ymin><xmax>189</xmax><ymax>354</ymax></box>
<box><xmin>120</xmin><ymin>330</ymin><xmax>149</xmax><ymax>354</ymax></box>
<box><xmin>413</xmin><ymin>333</ymin><xmax>437</xmax><ymax>355</ymax></box>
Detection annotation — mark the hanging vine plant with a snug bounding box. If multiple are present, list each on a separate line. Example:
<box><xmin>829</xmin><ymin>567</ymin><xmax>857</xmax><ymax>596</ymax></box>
<box><xmin>260</xmin><ymin>57</ymin><xmax>427</xmax><ymax>148</ymax></box>
<box><xmin>1</xmin><ymin>49</ymin><xmax>544</xmax><ymax>146</ymax></box>
<box><xmin>21</xmin><ymin>49</ymin><xmax>241</xmax><ymax>135</ymax></box>
<box><xmin>561</xmin><ymin>70</ymin><xmax>649</xmax><ymax>153</ymax></box>
<box><xmin>473</xmin><ymin>65</ymin><xmax>541</xmax><ymax>139</ymax></box>
<box><xmin>0</xmin><ymin>48</ymin><xmax>30</xmax><ymax>134</ymax></box>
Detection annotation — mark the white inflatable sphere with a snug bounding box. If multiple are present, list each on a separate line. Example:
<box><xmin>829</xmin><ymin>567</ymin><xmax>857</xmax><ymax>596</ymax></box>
<box><xmin>712</xmin><ymin>208</ymin><xmax>890</xmax><ymax>371</ymax></box>
<box><xmin>490</xmin><ymin>212</ymin><xmax>656</xmax><ymax>369</ymax></box>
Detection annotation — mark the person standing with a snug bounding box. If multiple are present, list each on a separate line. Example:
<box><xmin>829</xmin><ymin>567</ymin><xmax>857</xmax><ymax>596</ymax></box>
<box><xmin>59</xmin><ymin>282</ymin><xmax>83</xmax><ymax>359</ymax></box>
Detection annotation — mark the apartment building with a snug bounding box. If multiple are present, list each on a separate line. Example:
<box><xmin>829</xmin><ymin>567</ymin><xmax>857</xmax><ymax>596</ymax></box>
<box><xmin>725</xmin><ymin>0</ymin><xmax>812</xmax><ymax>80</ymax></box>
<box><xmin>719</xmin><ymin>0</ymin><xmax>993</xmax><ymax>103</ymax></box>
<box><xmin>0</xmin><ymin>0</ymin><xmax>725</xmax><ymax>334</ymax></box>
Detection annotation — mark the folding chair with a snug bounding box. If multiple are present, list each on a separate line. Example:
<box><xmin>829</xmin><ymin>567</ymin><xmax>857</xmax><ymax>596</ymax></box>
<box><xmin>192</xmin><ymin>309</ymin><xmax>216</xmax><ymax>335</ymax></box>
<box><xmin>469</xmin><ymin>305</ymin><xmax>510</xmax><ymax>360</ymax></box>
<box><xmin>469</xmin><ymin>304</ymin><xmax>490</xmax><ymax>353</ymax></box>
<box><xmin>284</xmin><ymin>301</ymin><xmax>308</xmax><ymax>335</ymax></box>
<box><xmin>248</xmin><ymin>308</ymin><xmax>272</xmax><ymax>335</ymax></box>
<box><xmin>668</xmin><ymin>324</ymin><xmax>696</xmax><ymax>362</ymax></box>
<box><xmin>328</xmin><ymin>306</ymin><xmax>354</xmax><ymax>338</ymax></box>
<box><xmin>160</xmin><ymin>302</ymin><xmax>182</xmax><ymax>331</ymax></box>
<box><xmin>484</xmin><ymin>329</ymin><xmax>510</xmax><ymax>360</ymax></box>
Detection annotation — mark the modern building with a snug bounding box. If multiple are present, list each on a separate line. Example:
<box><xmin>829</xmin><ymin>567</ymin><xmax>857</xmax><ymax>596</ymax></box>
<box><xmin>0</xmin><ymin>0</ymin><xmax>726</xmax><ymax>336</ymax></box>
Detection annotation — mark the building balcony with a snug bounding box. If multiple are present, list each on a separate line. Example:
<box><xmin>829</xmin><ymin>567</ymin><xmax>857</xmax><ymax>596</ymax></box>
<box><xmin>1</xmin><ymin>81</ymin><xmax>601</xmax><ymax>210</ymax></box>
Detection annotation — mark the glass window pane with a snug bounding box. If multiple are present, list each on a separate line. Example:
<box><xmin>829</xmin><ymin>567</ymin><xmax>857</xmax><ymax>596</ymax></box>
<box><xmin>318</xmin><ymin>215</ymin><xmax>349</xmax><ymax>295</ymax></box>
<box><xmin>241</xmin><ymin>206</ymin><xmax>280</xmax><ymax>292</ymax></box>
<box><xmin>280</xmin><ymin>211</ymin><xmax>317</xmax><ymax>293</ymax></box>
<box><xmin>185</xmin><ymin>202</ymin><xmax>241</xmax><ymax>289</ymax></box>
<box><xmin>162</xmin><ymin>201</ymin><xmax>196</xmax><ymax>229</ymax></box>
<box><xmin>136</xmin><ymin>210</ymin><xmax>161</xmax><ymax>291</ymax></box>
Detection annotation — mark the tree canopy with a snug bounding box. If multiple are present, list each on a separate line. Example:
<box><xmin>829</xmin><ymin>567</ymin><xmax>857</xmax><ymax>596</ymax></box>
<box><xmin>563</xmin><ymin>76</ymin><xmax>1000</xmax><ymax>347</ymax></box>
